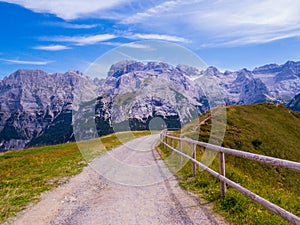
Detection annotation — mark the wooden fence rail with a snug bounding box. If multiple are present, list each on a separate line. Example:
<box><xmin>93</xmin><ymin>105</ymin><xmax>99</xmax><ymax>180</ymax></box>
<box><xmin>160</xmin><ymin>130</ymin><xmax>300</xmax><ymax>225</ymax></box>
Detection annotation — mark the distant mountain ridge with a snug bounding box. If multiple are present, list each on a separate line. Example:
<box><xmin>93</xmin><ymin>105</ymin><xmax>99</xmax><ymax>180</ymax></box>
<box><xmin>0</xmin><ymin>69</ymin><xmax>97</xmax><ymax>151</ymax></box>
<box><xmin>287</xmin><ymin>93</ymin><xmax>300</xmax><ymax>112</ymax></box>
<box><xmin>1</xmin><ymin>60</ymin><xmax>300</xmax><ymax>151</ymax></box>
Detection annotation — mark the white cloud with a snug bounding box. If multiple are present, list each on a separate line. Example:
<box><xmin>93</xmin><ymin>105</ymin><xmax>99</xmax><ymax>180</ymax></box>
<box><xmin>43</xmin><ymin>33</ymin><xmax>186</xmax><ymax>47</ymax></box>
<box><xmin>123</xmin><ymin>43</ymin><xmax>153</xmax><ymax>49</ymax></box>
<box><xmin>122</xmin><ymin>0</ymin><xmax>300</xmax><ymax>47</ymax></box>
<box><xmin>5</xmin><ymin>0</ymin><xmax>300</xmax><ymax>47</ymax></box>
<box><xmin>206</xmin><ymin>30</ymin><xmax>300</xmax><ymax>48</ymax></box>
<box><xmin>64</xmin><ymin>24</ymin><xmax>98</xmax><ymax>29</ymax></box>
<box><xmin>189</xmin><ymin>0</ymin><xmax>300</xmax><ymax>46</ymax></box>
<box><xmin>187</xmin><ymin>0</ymin><xmax>300</xmax><ymax>30</ymax></box>
<box><xmin>33</xmin><ymin>45</ymin><xmax>70</xmax><ymax>51</ymax></box>
<box><xmin>1</xmin><ymin>58</ymin><xmax>51</xmax><ymax>65</ymax></box>
<box><xmin>102</xmin><ymin>42</ymin><xmax>153</xmax><ymax>49</ymax></box>
<box><xmin>3</xmin><ymin>0</ymin><xmax>131</xmax><ymax>20</ymax></box>
<box><xmin>121</xmin><ymin>0</ymin><xmax>185</xmax><ymax>24</ymax></box>
<box><xmin>47</xmin><ymin>22</ymin><xmax>100</xmax><ymax>29</ymax></box>
<box><xmin>126</xmin><ymin>33</ymin><xmax>190</xmax><ymax>43</ymax></box>
<box><xmin>100</xmin><ymin>42</ymin><xmax>123</xmax><ymax>47</ymax></box>
<box><xmin>44</xmin><ymin>34</ymin><xmax>117</xmax><ymax>46</ymax></box>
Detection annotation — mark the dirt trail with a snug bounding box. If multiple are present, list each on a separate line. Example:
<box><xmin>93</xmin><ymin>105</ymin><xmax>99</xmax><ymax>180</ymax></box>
<box><xmin>5</xmin><ymin>135</ymin><xmax>227</xmax><ymax>225</ymax></box>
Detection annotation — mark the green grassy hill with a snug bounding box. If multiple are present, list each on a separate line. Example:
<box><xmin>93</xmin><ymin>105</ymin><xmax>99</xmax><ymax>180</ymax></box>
<box><xmin>160</xmin><ymin>103</ymin><xmax>300</xmax><ymax>225</ymax></box>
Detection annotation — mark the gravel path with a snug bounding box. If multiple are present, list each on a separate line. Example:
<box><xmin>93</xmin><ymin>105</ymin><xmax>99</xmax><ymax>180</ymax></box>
<box><xmin>6</xmin><ymin>135</ymin><xmax>228</xmax><ymax>225</ymax></box>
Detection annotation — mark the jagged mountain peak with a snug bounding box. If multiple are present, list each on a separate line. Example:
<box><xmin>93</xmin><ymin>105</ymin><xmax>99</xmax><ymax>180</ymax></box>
<box><xmin>283</xmin><ymin>60</ymin><xmax>299</xmax><ymax>67</ymax></box>
<box><xmin>0</xmin><ymin>69</ymin><xmax>98</xmax><ymax>151</ymax></box>
<box><xmin>253</xmin><ymin>63</ymin><xmax>281</xmax><ymax>74</ymax></box>
<box><xmin>108</xmin><ymin>60</ymin><xmax>228</xmax><ymax>80</ymax></box>
<box><xmin>145</xmin><ymin>61</ymin><xmax>173</xmax><ymax>71</ymax></box>
<box><xmin>6</xmin><ymin>69</ymin><xmax>85</xmax><ymax>80</ymax></box>
<box><xmin>176</xmin><ymin>64</ymin><xmax>200</xmax><ymax>77</ymax></box>
<box><xmin>224</xmin><ymin>70</ymin><xmax>233</xmax><ymax>76</ymax></box>
<box><xmin>64</xmin><ymin>70</ymin><xmax>84</xmax><ymax>76</ymax></box>
<box><xmin>14</xmin><ymin>68</ymin><xmax>45</xmax><ymax>74</ymax></box>
<box><xmin>107</xmin><ymin>60</ymin><xmax>182</xmax><ymax>79</ymax></box>
<box><xmin>239</xmin><ymin>68</ymin><xmax>252</xmax><ymax>73</ymax></box>
<box><xmin>205</xmin><ymin>66</ymin><xmax>221</xmax><ymax>76</ymax></box>
<box><xmin>107</xmin><ymin>60</ymin><xmax>144</xmax><ymax>78</ymax></box>
<box><xmin>253</xmin><ymin>60</ymin><xmax>300</xmax><ymax>75</ymax></box>
<box><xmin>282</xmin><ymin>61</ymin><xmax>300</xmax><ymax>74</ymax></box>
<box><xmin>236</xmin><ymin>68</ymin><xmax>253</xmax><ymax>79</ymax></box>
<box><xmin>10</xmin><ymin>69</ymin><xmax>47</xmax><ymax>79</ymax></box>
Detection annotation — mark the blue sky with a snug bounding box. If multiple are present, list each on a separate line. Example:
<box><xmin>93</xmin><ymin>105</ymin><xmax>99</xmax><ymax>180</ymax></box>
<box><xmin>0</xmin><ymin>0</ymin><xmax>300</xmax><ymax>78</ymax></box>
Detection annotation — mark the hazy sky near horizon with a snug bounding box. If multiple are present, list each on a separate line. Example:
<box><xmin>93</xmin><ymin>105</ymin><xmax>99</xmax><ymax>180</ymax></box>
<box><xmin>0</xmin><ymin>0</ymin><xmax>300</xmax><ymax>78</ymax></box>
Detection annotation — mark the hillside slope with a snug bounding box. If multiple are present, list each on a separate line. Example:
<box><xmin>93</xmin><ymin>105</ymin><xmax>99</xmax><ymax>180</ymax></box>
<box><xmin>188</xmin><ymin>103</ymin><xmax>300</xmax><ymax>160</ymax></box>
<box><xmin>173</xmin><ymin>103</ymin><xmax>300</xmax><ymax>225</ymax></box>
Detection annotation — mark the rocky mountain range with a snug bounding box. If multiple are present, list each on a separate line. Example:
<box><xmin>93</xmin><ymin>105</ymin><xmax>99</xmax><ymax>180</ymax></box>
<box><xmin>0</xmin><ymin>69</ymin><xmax>97</xmax><ymax>151</ymax></box>
<box><xmin>1</xmin><ymin>60</ymin><xmax>300</xmax><ymax>151</ymax></box>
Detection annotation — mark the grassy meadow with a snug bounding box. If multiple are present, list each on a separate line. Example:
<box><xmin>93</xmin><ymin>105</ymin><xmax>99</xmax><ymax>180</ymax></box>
<box><xmin>158</xmin><ymin>103</ymin><xmax>300</xmax><ymax>225</ymax></box>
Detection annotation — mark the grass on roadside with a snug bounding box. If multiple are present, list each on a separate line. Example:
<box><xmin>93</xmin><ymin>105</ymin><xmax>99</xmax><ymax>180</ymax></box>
<box><xmin>157</xmin><ymin>103</ymin><xmax>300</xmax><ymax>225</ymax></box>
<box><xmin>0</xmin><ymin>130</ymin><xmax>151</xmax><ymax>223</ymax></box>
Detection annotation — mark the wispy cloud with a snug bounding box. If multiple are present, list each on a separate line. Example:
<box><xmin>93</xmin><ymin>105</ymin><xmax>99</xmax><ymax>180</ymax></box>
<box><xmin>121</xmin><ymin>0</ymin><xmax>187</xmax><ymax>24</ymax></box>
<box><xmin>203</xmin><ymin>30</ymin><xmax>300</xmax><ymax>48</ymax></box>
<box><xmin>33</xmin><ymin>45</ymin><xmax>71</xmax><ymax>51</ymax></box>
<box><xmin>46</xmin><ymin>22</ymin><xmax>100</xmax><ymax>29</ymax></box>
<box><xmin>126</xmin><ymin>33</ymin><xmax>190</xmax><ymax>43</ymax></box>
<box><xmin>101</xmin><ymin>42</ymin><xmax>124</xmax><ymax>47</ymax></box>
<box><xmin>121</xmin><ymin>0</ymin><xmax>300</xmax><ymax>47</ymax></box>
<box><xmin>4</xmin><ymin>0</ymin><xmax>300</xmax><ymax>48</ymax></box>
<box><xmin>1</xmin><ymin>58</ymin><xmax>52</xmax><ymax>65</ymax></box>
<box><xmin>188</xmin><ymin>0</ymin><xmax>300</xmax><ymax>45</ymax></box>
<box><xmin>102</xmin><ymin>42</ymin><xmax>153</xmax><ymax>49</ymax></box>
<box><xmin>123</xmin><ymin>43</ymin><xmax>153</xmax><ymax>49</ymax></box>
<box><xmin>3</xmin><ymin>0</ymin><xmax>132</xmax><ymax>20</ymax></box>
<box><xmin>44</xmin><ymin>34</ymin><xmax>117</xmax><ymax>46</ymax></box>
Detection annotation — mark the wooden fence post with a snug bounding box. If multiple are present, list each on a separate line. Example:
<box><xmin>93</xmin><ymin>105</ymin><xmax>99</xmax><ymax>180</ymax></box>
<box><xmin>192</xmin><ymin>143</ymin><xmax>197</xmax><ymax>177</ymax></box>
<box><xmin>179</xmin><ymin>140</ymin><xmax>183</xmax><ymax>164</ymax></box>
<box><xmin>165</xmin><ymin>136</ymin><xmax>168</xmax><ymax>151</ymax></box>
<box><xmin>219</xmin><ymin>152</ymin><xmax>226</xmax><ymax>198</ymax></box>
<box><xmin>171</xmin><ymin>138</ymin><xmax>174</xmax><ymax>155</ymax></box>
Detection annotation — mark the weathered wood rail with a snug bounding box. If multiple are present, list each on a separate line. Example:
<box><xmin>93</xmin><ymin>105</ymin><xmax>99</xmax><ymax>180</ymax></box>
<box><xmin>160</xmin><ymin>130</ymin><xmax>300</xmax><ymax>225</ymax></box>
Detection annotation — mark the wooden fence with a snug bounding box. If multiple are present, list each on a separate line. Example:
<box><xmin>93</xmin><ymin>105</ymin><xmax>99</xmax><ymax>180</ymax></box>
<box><xmin>160</xmin><ymin>130</ymin><xmax>300</xmax><ymax>225</ymax></box>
